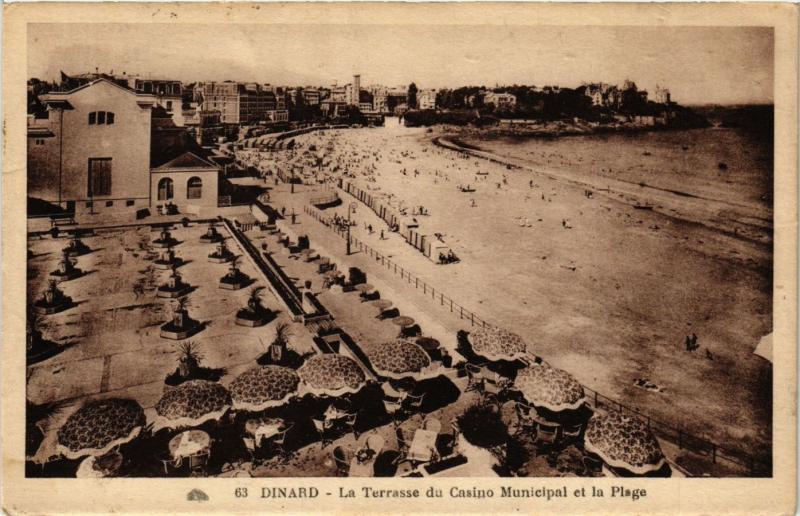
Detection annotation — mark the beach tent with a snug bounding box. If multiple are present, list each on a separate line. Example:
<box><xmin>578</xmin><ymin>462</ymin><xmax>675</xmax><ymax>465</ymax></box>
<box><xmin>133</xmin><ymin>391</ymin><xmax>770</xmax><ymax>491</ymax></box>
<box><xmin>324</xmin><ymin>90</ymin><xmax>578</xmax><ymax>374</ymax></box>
<box><xmin>754</xmin><ymin>333</ymin><xmax>772</xmax><ymax>363</ymax></box>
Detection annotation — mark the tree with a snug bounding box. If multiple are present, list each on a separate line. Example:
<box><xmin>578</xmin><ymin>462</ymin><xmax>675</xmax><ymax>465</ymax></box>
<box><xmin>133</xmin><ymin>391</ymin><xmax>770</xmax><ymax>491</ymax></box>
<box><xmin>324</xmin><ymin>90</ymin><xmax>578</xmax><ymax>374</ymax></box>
<box><xmin>407</xmin><ymin>83</ymin><xmax>418</xmax><ymax>110</ymax></box>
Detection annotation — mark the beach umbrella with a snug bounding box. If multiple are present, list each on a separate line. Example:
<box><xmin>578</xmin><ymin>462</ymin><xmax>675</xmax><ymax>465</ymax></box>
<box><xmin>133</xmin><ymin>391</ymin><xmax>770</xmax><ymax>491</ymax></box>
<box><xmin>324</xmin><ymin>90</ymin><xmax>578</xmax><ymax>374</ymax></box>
<box><xmin>391</xmin><ymin>316</ymin><xmax>415</xmax><ymax>328</ymax></box>
<box><xmin>355</xmin><ymin>283</ymin><xmax>375</xmax><ymax>293</ymax></box>
<box><xmin>229</xmin><ymin>365</ymin><xmax>300</xmax><ymax>412</ymax></box>
<box><xmin>584</xmin><ymin>411</ymin><xmax>666</xmax><ymax>475</ymax></box>
<box><xmin>298</xmin><ymin>354</ymin><xmax>366</xmax><ymax>396</ymax></box>
<box><xmin>367</xmin><ymin>339</ymin><xmax>432</xmax><ymax>380</ymax></box>
<box><xmin>468</xmin><ymin>325</ymin><xmax>528</xmax><ymax>362</ymax></box>
<box><xmin>153</xmin><ymin>380</ymin><xmax>231</xmax><ymax>431</ymax></box>
<box><xmin>372</xmin><ymin>299</ymin><xmax>393</xmax><ymax>310</ymax></box>
<box><xmin>514</xmin><ymin>363</ymin><xmax>586</xmax><ymax>412</ymax></box>
<box><xmin>57</xmin><ymin>398</ymin><xmax>145</xmax><ymax>460</ymax></box>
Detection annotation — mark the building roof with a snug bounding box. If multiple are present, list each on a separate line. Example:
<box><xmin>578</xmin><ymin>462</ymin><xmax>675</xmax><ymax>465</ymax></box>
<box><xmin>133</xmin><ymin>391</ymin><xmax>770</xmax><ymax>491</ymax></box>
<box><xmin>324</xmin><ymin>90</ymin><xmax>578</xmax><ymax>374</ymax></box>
<box><xmin>151</xmin><ymin>115</ymin><xmax>218</xmax><ymax>170</ymax></box>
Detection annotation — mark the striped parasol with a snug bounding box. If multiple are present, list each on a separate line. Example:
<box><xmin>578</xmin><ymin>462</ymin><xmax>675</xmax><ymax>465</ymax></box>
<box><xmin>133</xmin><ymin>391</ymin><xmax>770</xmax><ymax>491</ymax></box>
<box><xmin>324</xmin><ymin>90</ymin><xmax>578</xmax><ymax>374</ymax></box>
<box><xmin>298</xmin><ymin>354</ymin><xmax>366</xmax><ymax>396</ymax></box>
<box><xmin>367</xmin><ymin>339</ymin><xmax>432</xmax><ymax>380</ymax></box>
<box><xmin>229</xmin><ymin>365</ymin><xmax>300</xmax><ymax>412</ymax></box>
<box><xmin>468</xmin><ymin>325</ymin><xmax>528</xmax><ymax>361</ymax></box>
<box><xmin>514</xmin><ymin>363</ymin><xmax>586</xmax><ymax>412</ymax></box>
<box><xmin>153</xmin><ymin>380</ymin><xmax>231</xmax><ymax>431</ymax></box>
<box><xmin>584</xmin><ymin>410</ymin><xmax>666</xmax><ymax>475</ymax></box>
<box><xmin>57</xmin><ymin>398</ymin><xmax>145</xmax><ymax>460</ymax></box>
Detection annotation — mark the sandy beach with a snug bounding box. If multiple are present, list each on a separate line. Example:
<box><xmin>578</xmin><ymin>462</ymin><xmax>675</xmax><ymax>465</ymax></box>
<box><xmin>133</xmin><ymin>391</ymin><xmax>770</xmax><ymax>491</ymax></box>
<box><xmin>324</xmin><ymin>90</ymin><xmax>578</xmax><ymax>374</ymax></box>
<box><xmin>267</xmin><ymin>119</ymin><xmax>772</xmax><ymax>464</ymax></box>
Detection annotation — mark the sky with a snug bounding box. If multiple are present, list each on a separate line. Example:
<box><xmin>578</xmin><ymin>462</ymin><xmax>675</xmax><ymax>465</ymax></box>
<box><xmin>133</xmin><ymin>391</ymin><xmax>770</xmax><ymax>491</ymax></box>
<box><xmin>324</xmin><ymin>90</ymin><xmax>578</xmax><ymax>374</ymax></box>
<box><xmin>28</xmin><ymin>24</ymin><xmax>773</xmax><ymax>105</ymax></box>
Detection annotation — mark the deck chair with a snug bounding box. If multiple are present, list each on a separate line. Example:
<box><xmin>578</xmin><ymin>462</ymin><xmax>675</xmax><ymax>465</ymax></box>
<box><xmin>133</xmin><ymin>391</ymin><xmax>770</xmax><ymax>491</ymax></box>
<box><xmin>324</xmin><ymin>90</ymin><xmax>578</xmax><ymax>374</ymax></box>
<box><xmin>343</xmin><ymin>413</ymin><xmax>359</xmax><ymax>439</ymax></box>
<box><xmin>383</xmin><ymin>399</ymin><xmax>403</xmax><ymax>422</ymax></box>
<box><xmin>242</xmin><ymin>437</ymin><xmax>257</xmax><ymax>461</ymax></box>
<box><xmin>464</xmin><ymin>363</ymin><xmax>484</xmax><ymax>392</ymax></box>
<box><xmin>514</xmin><ymin>402</ymin><xmax>537</xmax><ymax>432</ymax></box>
<box><xmin>535</xmin><ymin>423</ymin><xmax>559</xmax><ymax>445</ymax></box>
<box><xmin>366</xmin><ymin>434</ymin><xmax>385</xmax><ymax>456</ymax></box>
<box><xmin>312</xmin><ymin>419</ymin><xmax>331</xmax><ymax>446</ymax></box>
<box><xmin>395</xmin><ymin>427</ymin><xmax>409</xmax><ymax>453</ymax></box>
<box><xmin>332</xmin><ymin>446</ymin><xmax>351</xmax><ymax>477</ymax></box>
<box><xmin>273</xmin><ymin>423</ymin><xmax>294</xmax><ymax>447</ymax></box>
<box><xmin>562</xmin><ymin>423</ymin><xmax>583</xmax><ymax>441</ymax></box>
<box><xmin>403</xmin><ymin>393</ymin><xmax>426</xmax><ymax>413</ymax></box>
<box><xmin>423</xmin><ymin>417</ymin><xmax>442</xmax><ymax>434</ymax></box>
<box><xmin>582</xmin><ymin>454</ymin><xmax>604</xmax><ymax>476</ymax></box>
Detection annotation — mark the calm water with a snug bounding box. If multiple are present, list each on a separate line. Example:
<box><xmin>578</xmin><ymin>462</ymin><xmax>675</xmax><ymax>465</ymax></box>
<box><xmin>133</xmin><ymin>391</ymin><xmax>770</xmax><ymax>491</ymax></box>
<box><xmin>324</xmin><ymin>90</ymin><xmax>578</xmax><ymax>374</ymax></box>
<box><xmin>468</xmin><ymin>127</ymin><xmax>773</xmax><ymax>218</ymax></box>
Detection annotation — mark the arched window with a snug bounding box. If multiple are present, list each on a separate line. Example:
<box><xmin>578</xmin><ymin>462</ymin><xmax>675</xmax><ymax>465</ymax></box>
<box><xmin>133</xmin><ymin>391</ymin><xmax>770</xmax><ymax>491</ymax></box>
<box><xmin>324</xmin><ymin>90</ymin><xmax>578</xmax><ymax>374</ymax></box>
<box><xmin>187</xmin><ymin>177</ymin><xmax>203</xmax><ymax>199</ymax></box>
<box><xmin>157</xmin><ymin>177</ymin><xmax>174</xmax><ymax>201</ymax></box>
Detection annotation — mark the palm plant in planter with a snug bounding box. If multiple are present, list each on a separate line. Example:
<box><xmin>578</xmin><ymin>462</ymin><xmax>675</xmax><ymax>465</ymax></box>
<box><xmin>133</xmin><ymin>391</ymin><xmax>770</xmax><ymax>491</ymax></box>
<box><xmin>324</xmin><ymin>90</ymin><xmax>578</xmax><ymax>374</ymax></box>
<box><xmin>219</xmin><ymin>256</ymin><xmax>251</xmax><ymax>290</ymax></box>
<box><xmin>177</xmin><ymin>341</ymin><xmax>203</xmax><ymax>379</ymax></box>
<box><xmin>257</xmin><ymin>321</ymin><xmax>301</xmax><ymax>367</ymax></box>
<box><xmin>235</xmin><ymin>286</ymin><xmax>270</xmax><ymax>327</ymax></box>
<box><xmin>160</xmin><ymin>295</ymin><xmax>202</xmax><ymax>339</ymax></box>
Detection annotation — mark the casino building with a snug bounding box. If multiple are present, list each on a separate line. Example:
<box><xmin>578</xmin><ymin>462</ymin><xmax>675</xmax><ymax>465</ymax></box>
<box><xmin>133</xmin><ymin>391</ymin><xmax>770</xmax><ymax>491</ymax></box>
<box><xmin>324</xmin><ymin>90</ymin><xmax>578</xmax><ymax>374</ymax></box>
<box><xmin>27</xmin><ymin>78</ymin><xmax>220</xmax><ymax>219</ymax></box>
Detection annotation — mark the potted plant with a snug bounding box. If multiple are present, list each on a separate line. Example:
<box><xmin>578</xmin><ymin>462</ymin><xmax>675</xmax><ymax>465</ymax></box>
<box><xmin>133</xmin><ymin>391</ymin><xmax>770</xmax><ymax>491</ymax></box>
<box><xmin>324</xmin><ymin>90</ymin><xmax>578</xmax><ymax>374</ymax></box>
<box><xmin>177</xmin><ymin>341</ymin><xmax>202</xmax><ymax>379</ymax></box>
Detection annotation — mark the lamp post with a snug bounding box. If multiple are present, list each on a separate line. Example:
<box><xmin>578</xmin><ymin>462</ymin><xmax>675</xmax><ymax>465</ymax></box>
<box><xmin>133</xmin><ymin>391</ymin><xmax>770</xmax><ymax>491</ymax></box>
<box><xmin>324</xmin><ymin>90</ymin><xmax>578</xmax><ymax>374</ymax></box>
<box><xmin>346</xmin><ymin>202</ymin><xmax>357</xmax><ymax>255</ymax></box>
<box><xmin>290</xmin><ymin>166</ymin><xmax>295</xmax><ymax>194</ymax></box>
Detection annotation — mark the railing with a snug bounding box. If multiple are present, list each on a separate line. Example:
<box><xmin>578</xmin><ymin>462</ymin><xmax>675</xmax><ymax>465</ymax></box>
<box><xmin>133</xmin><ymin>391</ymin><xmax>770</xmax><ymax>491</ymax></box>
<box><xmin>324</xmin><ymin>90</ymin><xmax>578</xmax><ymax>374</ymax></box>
<box><xmin>304</xmin><ymin>205</ymin><xmax>490</xmax><ymax>329</ymax></box>
<box><xmin>223</xmin><ymin>219</ymin><xmax>304</xmax><ymax>317</ymax></box>
<box><xmin>584</xmin><ymin>385</ymin><xmax>769</xmax><ymax>476</ymax></box>
<box><xmin>303</xmin><ymin>202</ymin><xmax>770</xmax><ymax>477</ymax></box>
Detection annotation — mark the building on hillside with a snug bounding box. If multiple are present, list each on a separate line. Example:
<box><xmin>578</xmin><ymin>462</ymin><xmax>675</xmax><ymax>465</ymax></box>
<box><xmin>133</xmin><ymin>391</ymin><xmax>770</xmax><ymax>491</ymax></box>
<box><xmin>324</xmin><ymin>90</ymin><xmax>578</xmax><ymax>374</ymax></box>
<box><xmin>330</xmin><ymin>85</ymin><xmax>348</xmax><ymax>103</ymax></box>
<box><xmin>483</xmin><ymin>91</ymin><xmax>517</xmax><ymax>109</ymax></box>
<box><xmin>199</xmin><ymin>81</ymin><xmax>282</xmax><ymax>125</ymax></box>
<box><xmin>585</xmin><ymin>83</ymin><xmax>621</xmax><ymax>109</ymax></box>
<box><xmin>128</xmin><ymin>78</ymin><xmax>183</xmax><ymax>116</ymax></box>
<box><xmin>347</xmin><ymin>75</ymin><xmax>361</xmax><ymax>106</ymax></box>
<box><xmin>302</xmin><ymin>89</ymin><xmax>321</xmax><ymax>106</ymax></box>
<box><xmin>417</xmin><ymin>89</ymin><xmax>437</xmax><ymax>110</ymax></box>
<box><xmin>27</xmin><ymin>79</ymin><xmax>219</xmax><ymax>218</ymax></box>
<box><xmin>654</xmin><ymin>85</ymin><xmax>671</xmax><ymax>104</ymax></box>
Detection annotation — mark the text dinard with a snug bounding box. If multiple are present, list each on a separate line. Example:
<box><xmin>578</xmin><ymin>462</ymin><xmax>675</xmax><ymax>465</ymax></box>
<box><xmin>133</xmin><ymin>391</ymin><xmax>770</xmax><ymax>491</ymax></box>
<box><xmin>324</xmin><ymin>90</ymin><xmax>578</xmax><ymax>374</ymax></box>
<box><xmin>257</xmin><ymin>486</ymin><xmax>647</xmax><ymax>501</ymax></box>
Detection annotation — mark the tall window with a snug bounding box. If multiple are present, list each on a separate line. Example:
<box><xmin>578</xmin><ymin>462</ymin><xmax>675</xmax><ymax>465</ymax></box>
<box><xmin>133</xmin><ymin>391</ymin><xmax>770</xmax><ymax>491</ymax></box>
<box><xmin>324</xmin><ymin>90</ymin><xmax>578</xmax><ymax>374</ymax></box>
<box><xmin>157</xmin><ymin>177</ymin><xmax>174</xmax><ymax>201</ymax></box>
<box><xmin>88</xmin><ymin>158</ymin><xmax>112</xmax><ymax>197</ymax></box>
<box><xmin>187</xmin><ymin>177</ymin><xmax>203</xmax><ymax>199</ymax></box>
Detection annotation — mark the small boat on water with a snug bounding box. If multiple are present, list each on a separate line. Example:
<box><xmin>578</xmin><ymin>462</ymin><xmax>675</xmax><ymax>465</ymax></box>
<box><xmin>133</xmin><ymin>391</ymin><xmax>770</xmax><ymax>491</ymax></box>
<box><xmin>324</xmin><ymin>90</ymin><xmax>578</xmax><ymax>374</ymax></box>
<box><xmin>633</xmin><ymin>204</ymin><xmax>654</xmax><ymax>210</ymax></box>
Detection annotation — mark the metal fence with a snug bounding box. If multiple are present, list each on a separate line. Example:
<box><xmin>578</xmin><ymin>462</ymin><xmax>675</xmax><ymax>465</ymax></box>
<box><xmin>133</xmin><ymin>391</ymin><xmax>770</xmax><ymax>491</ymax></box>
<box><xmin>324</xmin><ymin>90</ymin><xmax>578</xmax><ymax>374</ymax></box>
<box><xmin>303</xmin><ymin>202</ymin><xmax>770</xmax><ymax>477</ymax></box>
<box><xmin>304</xmin><ymin>204</ymin><xmax>491</xmax><ymax>330</ymax></box>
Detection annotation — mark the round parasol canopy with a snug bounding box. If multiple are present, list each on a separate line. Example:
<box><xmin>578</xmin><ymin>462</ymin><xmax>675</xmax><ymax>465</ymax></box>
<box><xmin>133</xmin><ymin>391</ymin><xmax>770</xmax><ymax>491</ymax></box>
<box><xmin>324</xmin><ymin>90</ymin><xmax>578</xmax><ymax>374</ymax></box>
<box><xmin>468</xmin><ymin>325</ymin><xmax>528</xmax><ymax>361</ymax></box>
<box><xmin>372</xmin><ymin>299</ymin><xmax>393</xmax><ymax>310</ymax></box>
<box><xmin>391</xmin><ymin>316</ymin><xmax>415</xmax><ymax>328</ymax></box>
<box><xmin>355</xmin><ymin>283</ymin><xmax>375</xmax><ymax>293</ymax></box>
<box><xmin>513</xmin><ymin>363</ymin><xmax>586</xmax><ymax>412</ymax></box>
<box><xmin>229</xmin><ymin>365</ymin><xmax>300</xmax><ymax>412</ymax></box>
<box><xmin>584</xmin><ymin>411</ymin><xmax>666</xmax><ymax>475</ymax></box>
<box><xmin>367</xmin><ymin>339</ymin><xmax>431</xmax><ymax>380</ymax></box>
<box><xmin>298</xmin><ymin>354</ymin><xmax>367</xmax><ymax>396</ymax></box>
<box><xmin>57</xmin><ymin>398</ymin><xmax>145</xmax><ymax>460</ymax></box>
<box><xmin>153</xmin><ymin>380</ymin><xmax>232</xmax><ymax>431</ymax></box>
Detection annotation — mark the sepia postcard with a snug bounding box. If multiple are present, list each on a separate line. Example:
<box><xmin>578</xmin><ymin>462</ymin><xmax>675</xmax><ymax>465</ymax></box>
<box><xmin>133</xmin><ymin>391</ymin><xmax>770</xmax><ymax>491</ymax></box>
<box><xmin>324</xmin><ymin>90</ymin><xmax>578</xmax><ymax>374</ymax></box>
<box><xmin>2</xmin><ymin>2</ymin><xmax>798</xmax><ymax>514</ymax></box>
